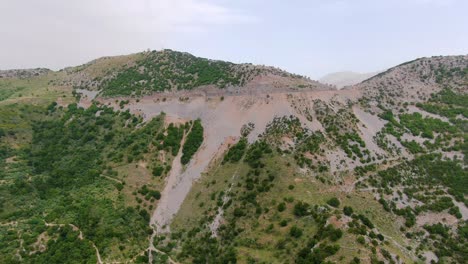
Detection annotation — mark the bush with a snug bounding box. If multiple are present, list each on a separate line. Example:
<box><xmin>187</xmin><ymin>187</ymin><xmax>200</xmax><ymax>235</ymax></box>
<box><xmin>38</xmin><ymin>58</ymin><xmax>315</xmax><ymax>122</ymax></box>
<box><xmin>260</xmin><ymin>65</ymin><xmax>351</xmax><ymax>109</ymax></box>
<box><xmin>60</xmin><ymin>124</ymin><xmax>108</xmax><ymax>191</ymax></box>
<box><xmin>356</xmin><ymin>236</ymin><xmax>365</xmax><ymax>244</ymax></box>
<box><xmin>289</xmin><ymin>225</ymin><xmax>303</xmax><ymax>238</ymax></box>
<box><xmin>296</xmin><ymin>243</ymin><xmax>340</xmax><ymax>264</ymax></box>
<box><xmin>277</xmin><ymin>202</ymin><xmax>286</xmax><ymax>212</ymax></box>
<box><xmin>316</xmin><ymin>225</ymin><xmax>343</xmax><ymax>242</ymax></box>
<box><xmin>293</xmin><ymin>201</ymin><xmax>310</xmax><ymax>217</ymax></box>
<box><xmin>358</xmin><ymin>214</ymin><xmax>374</xmax><ymax>229</ymax></box>
<box><xmin>152</xmin><ymin>166</ymin><xmax>164</xmax><ymax>177</ymax></box>
<box><xmin>343</xmin><ymin>206</ymin><xmax>354</xmax><ymax>216</ymax></box>
<box><xmin>326</xmin><ymin>197</ymin><xmax>340</xmax><ymax>208</ymax></box>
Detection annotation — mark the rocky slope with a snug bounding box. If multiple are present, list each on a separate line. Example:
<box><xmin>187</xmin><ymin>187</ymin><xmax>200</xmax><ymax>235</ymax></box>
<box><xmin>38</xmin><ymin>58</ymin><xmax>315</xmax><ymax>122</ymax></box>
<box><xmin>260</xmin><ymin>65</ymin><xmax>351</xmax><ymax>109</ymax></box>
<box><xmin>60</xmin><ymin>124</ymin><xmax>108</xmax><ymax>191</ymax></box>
<box><xmin>355</xmin><ymin>55</ymin><xmax>467</xmax><ymax>106</ymax></box>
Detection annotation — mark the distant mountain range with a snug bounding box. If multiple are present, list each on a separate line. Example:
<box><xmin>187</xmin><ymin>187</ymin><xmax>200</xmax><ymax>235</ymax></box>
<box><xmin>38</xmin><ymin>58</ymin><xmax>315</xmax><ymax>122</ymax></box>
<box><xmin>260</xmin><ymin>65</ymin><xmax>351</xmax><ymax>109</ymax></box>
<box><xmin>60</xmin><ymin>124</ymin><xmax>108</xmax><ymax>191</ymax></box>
<box><xmin>320</xmin><ymin>71</ymin><xmax>381</xmax><ymax>88</ymax></box>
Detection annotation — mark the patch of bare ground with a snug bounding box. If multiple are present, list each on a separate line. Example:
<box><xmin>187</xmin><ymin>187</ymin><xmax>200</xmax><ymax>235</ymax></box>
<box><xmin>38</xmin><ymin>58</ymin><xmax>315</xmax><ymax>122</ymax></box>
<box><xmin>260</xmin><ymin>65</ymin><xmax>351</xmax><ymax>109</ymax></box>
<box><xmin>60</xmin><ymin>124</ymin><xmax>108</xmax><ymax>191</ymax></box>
<box><xmin>327</xmin><ymin>215</ymin><xmax>352</xmax><ymax>229</ymax></box>
<box><xmin>416</xmin><ymin>212</ymin><xmax>459</xmax><ymax>227</ymax></box>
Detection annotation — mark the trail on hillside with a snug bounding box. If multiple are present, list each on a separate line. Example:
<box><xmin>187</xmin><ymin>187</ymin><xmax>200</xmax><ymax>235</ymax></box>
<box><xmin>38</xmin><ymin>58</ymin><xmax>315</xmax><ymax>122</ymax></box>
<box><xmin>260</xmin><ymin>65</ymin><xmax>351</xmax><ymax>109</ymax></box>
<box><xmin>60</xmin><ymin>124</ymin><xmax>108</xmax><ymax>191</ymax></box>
<box><xmin>44</xmin><ymin>222</ymin><xmax>102</xmax><ymax>264</ymax></box>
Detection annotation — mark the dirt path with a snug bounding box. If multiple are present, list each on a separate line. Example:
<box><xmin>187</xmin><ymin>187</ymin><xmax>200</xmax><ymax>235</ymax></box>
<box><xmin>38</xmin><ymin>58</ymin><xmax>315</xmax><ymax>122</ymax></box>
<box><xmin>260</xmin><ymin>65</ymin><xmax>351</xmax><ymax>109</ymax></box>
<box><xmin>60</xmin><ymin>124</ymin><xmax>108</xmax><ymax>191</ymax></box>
<box><xmin>100</xmin><ymin>174</ymin><xmax>123</xmax><ymax>184</ymax></box>
<box><xmin>0</xmin><ymin>221</ymin><xmax>19</xmax><ymax>226</ymax></box>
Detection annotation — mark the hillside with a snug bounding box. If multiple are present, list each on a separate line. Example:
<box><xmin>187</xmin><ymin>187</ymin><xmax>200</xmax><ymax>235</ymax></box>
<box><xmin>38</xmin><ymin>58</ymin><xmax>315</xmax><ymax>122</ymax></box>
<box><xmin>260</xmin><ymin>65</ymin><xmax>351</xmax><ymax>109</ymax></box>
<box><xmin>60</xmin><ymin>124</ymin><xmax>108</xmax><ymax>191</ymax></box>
<box><xmin>355</xmin><ymin>55</ymin><xmax>468</xmax><ymax>106</ymax></box>
<box><xmin>0</xmin><ymin>53</ymin><xmax>467</xmax><ymax>264</ymax></box>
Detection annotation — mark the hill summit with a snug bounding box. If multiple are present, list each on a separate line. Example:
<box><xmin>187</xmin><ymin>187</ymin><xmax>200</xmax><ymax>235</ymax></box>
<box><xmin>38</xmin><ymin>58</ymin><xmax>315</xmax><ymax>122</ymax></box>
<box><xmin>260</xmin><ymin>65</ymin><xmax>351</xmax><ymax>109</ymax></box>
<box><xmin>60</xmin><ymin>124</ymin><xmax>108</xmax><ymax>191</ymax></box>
<box><xmin>59</xmin><ymin>49</ymin><xmax>330</xmax><ymax>96</ymax></box>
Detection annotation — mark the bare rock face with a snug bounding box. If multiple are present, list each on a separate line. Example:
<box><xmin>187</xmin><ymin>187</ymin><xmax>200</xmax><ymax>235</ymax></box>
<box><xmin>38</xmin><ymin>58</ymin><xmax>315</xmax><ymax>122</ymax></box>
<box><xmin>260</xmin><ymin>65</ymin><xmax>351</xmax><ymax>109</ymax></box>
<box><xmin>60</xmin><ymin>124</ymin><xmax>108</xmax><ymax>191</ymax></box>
<box><xmin>0</xmin><ymin>68</ymin><xmax>50</xmax><ymax>79</ymax></box>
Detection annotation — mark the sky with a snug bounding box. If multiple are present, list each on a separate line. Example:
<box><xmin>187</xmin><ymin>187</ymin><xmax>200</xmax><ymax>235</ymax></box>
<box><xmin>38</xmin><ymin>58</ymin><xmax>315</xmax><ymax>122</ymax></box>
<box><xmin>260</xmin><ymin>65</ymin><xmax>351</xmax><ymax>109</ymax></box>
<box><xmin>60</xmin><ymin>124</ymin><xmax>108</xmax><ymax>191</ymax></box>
<box><xmin>1</xmin><ymin>0</ymin><xmax>467</xmax><ymax>79</ymax></box>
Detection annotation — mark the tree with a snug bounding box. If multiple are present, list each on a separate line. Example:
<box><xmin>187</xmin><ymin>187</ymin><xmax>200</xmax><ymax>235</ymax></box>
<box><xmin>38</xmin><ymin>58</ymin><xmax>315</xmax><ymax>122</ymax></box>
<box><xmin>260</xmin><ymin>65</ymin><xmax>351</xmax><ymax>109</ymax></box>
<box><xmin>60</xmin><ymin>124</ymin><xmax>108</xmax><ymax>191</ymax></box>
<box><xmin>294</xmin><ymin>201</ymin><xmax>309</xmax><ymax>217</ymax></box>
<box><xmin>277</xmin><ymin>202</ymin><xmax>286</xmax><ymax>212</ymax></box>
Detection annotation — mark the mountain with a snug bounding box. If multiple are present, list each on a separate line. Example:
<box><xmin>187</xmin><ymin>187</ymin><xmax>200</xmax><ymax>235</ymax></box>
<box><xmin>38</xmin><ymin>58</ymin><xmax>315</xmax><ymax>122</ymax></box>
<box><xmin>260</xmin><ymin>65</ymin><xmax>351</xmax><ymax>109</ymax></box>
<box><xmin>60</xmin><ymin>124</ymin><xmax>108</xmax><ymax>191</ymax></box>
<box><xmin>320</xmin><ymin>71</ymin><xmax>380</xmax><ymax>89</ymax></box>
<box><xmin>0</xmin><ymin>52</ymin><xmax>467</xmax><ymax>264</ymax></box>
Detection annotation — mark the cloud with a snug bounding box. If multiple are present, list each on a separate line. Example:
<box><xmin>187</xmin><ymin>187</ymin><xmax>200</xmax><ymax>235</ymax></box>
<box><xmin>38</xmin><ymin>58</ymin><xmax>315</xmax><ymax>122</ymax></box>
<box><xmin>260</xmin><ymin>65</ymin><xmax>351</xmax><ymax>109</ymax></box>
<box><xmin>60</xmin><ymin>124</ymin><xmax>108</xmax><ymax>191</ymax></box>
<box><xmin>0</xmin><ymin>0</ymin><xmax>254</xmax><ymax>69</ymax></box>
<box><xmin>410</xmin><ymin>0</ymin><xmax>455</xmax><ymax>6</ymax></box>
<box><xmin>148</xmin><ymin>0</ymin><xmax>256</xmax><ymax>32</ymax></box>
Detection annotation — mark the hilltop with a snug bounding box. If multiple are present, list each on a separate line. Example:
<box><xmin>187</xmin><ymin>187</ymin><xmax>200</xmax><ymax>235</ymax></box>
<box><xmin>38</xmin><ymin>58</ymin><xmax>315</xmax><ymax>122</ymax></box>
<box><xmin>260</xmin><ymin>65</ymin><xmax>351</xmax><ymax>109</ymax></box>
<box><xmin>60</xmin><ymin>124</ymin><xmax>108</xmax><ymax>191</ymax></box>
<box><xmin>58</xmin><ymin>49</ymin><xmax>331</xmax><ymax>96</ymax></box>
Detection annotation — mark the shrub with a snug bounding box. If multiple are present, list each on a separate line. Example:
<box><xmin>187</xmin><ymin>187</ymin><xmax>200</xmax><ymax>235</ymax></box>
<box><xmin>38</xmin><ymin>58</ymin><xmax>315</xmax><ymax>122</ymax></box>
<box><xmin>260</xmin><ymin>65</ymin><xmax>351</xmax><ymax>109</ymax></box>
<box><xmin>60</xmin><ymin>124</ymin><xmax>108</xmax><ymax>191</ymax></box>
<box><xmin>290</xmin><ymin>226</ymin><xmax>303</xmax><ymax>238</ymax></box>
<box><xmin>152</xmin><ymin>166</ymin><xmax>164</xmax><ymax>177</ymax></box>
<box><xmin>356</xmin><ymin>236</ymin><xmax>365</xmax><ymax>244</ymax></box>
<box><xmin>327</xmin><ymin>197</ymin><xmax>340</xmax><ymax>208</ymax></box>
<box><xmin>343</xmin><ymin>206</ymin><xmax>354</xmax><ymax>216</ymax></box>
<box><xmin>293</xmin><ymin>201</ymin><xmax>310</xmax><ymax>217</ymax></box>
<box><xmin>277</xmin><ymin>202</ymin><xmax>286</xmax><ymax>212</ymax></box>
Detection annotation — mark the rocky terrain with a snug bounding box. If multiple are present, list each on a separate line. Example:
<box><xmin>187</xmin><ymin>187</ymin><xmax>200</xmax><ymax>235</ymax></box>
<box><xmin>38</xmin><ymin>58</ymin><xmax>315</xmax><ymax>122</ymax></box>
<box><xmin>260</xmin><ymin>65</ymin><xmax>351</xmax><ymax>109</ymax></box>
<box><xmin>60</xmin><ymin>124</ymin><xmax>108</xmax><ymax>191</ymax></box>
<box><xmin>0</xmin><ymin>68</ymin><xmax>51</xmax><ymax>79</ymax></box>
<box><xmin>0</xmin><ymin>51</ymin><xmax>466</xmax><ymax>264</ymax></box>
<box><xmin>355</xmin><ymin>55</ymin><xmax>467</xmax><ymax>105</ymax></box>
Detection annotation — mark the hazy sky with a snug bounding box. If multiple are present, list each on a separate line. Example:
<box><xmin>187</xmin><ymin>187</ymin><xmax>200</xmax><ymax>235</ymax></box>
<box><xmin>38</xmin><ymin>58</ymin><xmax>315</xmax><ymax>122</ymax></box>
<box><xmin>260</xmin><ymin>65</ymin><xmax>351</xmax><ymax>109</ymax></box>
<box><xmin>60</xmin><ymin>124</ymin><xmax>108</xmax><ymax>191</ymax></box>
<box><xmin>1</xmin><ymin>0</ymin><xmax>467</xmax><ymax>78</ymax></box>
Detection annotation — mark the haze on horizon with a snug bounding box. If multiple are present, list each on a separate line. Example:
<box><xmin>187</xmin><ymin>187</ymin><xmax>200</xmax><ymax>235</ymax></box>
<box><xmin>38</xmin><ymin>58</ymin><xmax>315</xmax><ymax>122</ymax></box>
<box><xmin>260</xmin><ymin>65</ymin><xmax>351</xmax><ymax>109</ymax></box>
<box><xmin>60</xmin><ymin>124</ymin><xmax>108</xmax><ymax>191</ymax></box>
<box><xmin>1</xmin><ymin>0</ymin><xmax>467</xmax><ymax>79</ymax></box>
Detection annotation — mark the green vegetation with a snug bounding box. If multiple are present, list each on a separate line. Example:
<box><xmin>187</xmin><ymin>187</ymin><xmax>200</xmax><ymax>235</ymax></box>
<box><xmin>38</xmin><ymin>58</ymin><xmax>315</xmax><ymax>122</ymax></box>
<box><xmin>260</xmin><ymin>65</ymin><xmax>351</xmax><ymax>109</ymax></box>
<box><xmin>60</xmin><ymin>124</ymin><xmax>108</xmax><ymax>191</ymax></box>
<box><xmin>399</xmin><ymin>112</ymin><xmax>456</xmax><ymax>139</ymax></box>
<box><xmin>379</xmin><ymin>93</ymin><xmax>465</xmax><ymax>157</ymax></box>
<box><xmin>223</xmin><ymin>137</ymin><xmax>248</xmax><ymax>163</ymax></box>
<box><xmin>0</xmin><ymin>74</ymin><xmax>72</xmax><ymax>106</ymax></box>
<box><xmin>326</xmin><ymin>197</ymin><xmax>340</xmax><ymax>208</ymax></box>
<box><xmin>416</xmin><ymin>88</ymin><xmax>468</xmax><ymax>133</ymax></box>
<box><xmin>315</xmin><ymin>104</ymin><xmax>371</xmax><ymax>162</ymax></box>
<box><xmin>28</xmin><ymin>225</ymin><xmax>97</xmax><ymax>264</ymax></box>
<box><xmin>100</xmin><ymin>50</ymin><xmax>255</xmax><ymax>96</ymax></box>
<box><xmin>162</xmin><ymin>123</ymin><xmax>185</xmax><ymax>156</ymax></box>
<box><xmin>433</xmin><ymin>66</ymin><xmax>467</xmax><ymax>84</ymax></box>
<box><xmin>361</xmin><ymin>152</ymin><xmax>467</xmax><ymax>261</ymax></box>
<box><xmin>167</xmin><ymin>132</ymin><xmax>401</xmax><ymax>263</ymax></box>
<box><xmin>181</xmin><ymin>119</ymin><xmax>204</xmax><ymax>165</ymax></box>
<box><xmin>1</xmin><ymin>56</ymin><xmax>466</xmax><ymax>263</ymax></box>
<box><xmin>0</xmin><ymin>102</ymin><xmax>172</xmax><ymax>262</ymax></box>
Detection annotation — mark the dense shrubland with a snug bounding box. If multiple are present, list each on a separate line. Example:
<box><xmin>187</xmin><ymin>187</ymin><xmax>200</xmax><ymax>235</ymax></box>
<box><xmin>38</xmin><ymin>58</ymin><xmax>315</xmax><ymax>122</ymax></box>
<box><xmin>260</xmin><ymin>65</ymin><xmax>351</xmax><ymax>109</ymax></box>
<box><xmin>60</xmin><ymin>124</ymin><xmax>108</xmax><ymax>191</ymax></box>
<box><xmin>0</xmin><ymin>102</ymin><xmax>183</xmax><ymax>263</ymax></box>
<box><xmin>181</xmin><ymin>119</ymin><xmax>204</xmax><ymax>165</ymax></box>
